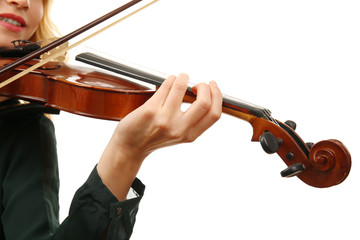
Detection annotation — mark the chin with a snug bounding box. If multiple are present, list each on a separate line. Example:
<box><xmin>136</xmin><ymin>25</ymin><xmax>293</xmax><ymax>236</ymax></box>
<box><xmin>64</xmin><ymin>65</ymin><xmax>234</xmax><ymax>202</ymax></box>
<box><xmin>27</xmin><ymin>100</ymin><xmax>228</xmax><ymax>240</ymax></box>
<box><xmin>0</xmin><ymin>31</ymin><xmax>23</xmax><ymax>47</ymax></box>
<box><xmin>0</xmin><ymin>38</ymin><xmax>15</xmax><ymax>47</ymax></box>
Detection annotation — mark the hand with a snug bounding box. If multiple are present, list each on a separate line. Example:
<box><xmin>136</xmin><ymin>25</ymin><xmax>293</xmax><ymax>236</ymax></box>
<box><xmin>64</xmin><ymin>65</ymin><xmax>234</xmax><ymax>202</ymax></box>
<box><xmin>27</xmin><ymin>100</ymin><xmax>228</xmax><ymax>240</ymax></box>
<box><xmin>111</xmin><ymin>73</ymin><xmax>222</xmax><ymax>161</ymax></box>
<box><xmin>97</xmin><ymin>73</ymin><xmax>223</xmax><ymax>200</ymax></box>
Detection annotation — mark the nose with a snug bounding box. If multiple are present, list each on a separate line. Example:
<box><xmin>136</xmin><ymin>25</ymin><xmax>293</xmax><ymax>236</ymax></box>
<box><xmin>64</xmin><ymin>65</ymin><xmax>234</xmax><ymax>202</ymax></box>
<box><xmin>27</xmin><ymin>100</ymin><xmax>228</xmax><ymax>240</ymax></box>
<box><xmin>6</xmin><ymin>0</ymin><xmax>30</xmax><ymax>8</ymax></box>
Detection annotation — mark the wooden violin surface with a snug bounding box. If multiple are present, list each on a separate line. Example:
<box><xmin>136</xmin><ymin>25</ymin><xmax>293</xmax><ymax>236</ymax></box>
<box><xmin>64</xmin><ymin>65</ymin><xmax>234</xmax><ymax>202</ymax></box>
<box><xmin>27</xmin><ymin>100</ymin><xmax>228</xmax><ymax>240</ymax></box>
<box><xmin>0</xmin><ymin>58</ymin><xmax>154</xmax><ymax>120</ymax></box>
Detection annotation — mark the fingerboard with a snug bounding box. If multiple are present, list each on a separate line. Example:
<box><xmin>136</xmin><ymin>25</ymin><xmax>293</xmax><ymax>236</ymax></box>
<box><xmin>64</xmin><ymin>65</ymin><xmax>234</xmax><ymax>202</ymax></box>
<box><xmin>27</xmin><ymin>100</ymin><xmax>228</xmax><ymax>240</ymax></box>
<box><xmin>76</xmin><ymin>52</ymin><xmax>271</xmax><ymax>119</ymax></box>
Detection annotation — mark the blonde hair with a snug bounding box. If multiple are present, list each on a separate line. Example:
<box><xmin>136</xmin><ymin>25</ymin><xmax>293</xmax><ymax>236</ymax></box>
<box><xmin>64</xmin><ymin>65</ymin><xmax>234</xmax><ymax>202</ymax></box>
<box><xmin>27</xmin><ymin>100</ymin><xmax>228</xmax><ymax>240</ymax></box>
<box><xmin>30</xmin><ymin>0</ymin><xmax>58</xmax><ymax>42</ymax></box>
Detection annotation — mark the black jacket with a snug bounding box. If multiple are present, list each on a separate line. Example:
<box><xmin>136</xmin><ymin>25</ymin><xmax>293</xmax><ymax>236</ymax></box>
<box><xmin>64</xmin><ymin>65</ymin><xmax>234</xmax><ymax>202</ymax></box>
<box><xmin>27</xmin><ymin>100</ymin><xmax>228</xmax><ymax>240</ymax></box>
<box><xmin>0</xmin><ymin>99</ymin><xmax>145</xmax><ymax>240</ymax></box>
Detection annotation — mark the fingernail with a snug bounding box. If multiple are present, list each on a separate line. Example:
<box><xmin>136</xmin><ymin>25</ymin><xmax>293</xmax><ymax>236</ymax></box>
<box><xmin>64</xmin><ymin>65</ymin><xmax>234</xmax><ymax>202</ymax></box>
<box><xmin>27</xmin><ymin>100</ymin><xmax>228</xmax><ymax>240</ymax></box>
<box><xmin>210</xmin><ymin>81</ymin><xmax>218</xmax><ymax>87</ymax></box>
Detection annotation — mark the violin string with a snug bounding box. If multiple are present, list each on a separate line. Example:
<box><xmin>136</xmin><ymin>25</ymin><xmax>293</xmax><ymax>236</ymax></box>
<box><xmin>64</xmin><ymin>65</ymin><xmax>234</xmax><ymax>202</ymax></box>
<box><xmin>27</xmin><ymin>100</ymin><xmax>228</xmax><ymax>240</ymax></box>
<box><xmin>0</xmin><ymin>0</ymin><xmax>159</xmax><ymax>89</ymax></box>
<box><xmin>260</xmin><ymin>109</ymin><xmax>272</xmax><ymax>122</ymax></box>
<box><xmin>79</xmin><ymin>46</ymin><xmax>170</xmax><ymax>82</ymax></box>
<box><xmin>262</xmin><ymin>108</ymin><xmax>280</xmax><ymax>126</ymax></box>
<box><xmin>74</xmin><ymin>51</ymin><xmax>283</xmax><ymax>127</ymax></box>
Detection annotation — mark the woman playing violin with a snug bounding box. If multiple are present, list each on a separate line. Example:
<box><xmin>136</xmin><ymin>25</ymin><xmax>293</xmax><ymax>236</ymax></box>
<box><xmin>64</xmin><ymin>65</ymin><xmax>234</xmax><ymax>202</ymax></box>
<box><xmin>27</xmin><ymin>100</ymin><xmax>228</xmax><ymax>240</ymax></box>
<box><xmin>0</xmin><ymin>0</ymin><xmax>223</xmax><ymax>239</ymax></box>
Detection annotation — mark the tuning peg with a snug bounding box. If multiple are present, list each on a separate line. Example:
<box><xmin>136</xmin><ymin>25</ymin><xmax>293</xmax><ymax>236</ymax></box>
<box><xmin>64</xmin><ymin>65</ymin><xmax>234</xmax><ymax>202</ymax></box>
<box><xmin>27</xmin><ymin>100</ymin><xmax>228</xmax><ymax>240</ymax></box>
<box><xmin>260</xmin><ymin>132</ymin><xmax>282</xmax><ymax>154</ymax></box>
<box><xmin>306</xmin><ymin>142</ymin><xmax>314</xmax><ymax>149</ymax></box>
<box><xmin>281</xmin><ymin>163</ymin><xmax>305</xmax><ymax>178</ymax></box>
<box><xmin>284</xmin><ymin>120</ymin><xmax>296</xmax><ymax>130</ymax></box>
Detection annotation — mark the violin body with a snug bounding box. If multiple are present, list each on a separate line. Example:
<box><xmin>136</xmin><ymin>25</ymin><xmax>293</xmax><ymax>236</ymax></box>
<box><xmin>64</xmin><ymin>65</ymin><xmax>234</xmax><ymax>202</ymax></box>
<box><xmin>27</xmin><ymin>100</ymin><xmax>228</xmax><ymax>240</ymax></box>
<box><xmin>0</xmin><ymin>58</ymin><xmax>154</xmax><ymax>120</ymax></box>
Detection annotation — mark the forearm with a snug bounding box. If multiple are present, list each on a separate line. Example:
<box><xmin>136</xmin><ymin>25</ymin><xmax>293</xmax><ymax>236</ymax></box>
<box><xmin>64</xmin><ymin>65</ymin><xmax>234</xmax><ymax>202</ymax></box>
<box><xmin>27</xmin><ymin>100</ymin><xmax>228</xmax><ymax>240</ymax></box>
<box><xmin>97</xmin><ymin>74</ymin><xmax>222</xmax><ymax>201</ymax></box>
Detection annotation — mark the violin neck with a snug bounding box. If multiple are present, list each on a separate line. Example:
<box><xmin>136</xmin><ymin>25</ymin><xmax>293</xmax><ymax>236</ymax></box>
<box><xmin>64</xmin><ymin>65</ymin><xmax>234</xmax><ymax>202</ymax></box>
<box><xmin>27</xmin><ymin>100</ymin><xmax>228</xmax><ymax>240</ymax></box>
<box><xmin>75</xmin><ymin>52</ymin><xmax>273</xmax><ymax>122</ymax></box>
<box><xmin>221</xmin><ymin>95</ymin><xmax>273</xmax><ymax>121</ymax></box>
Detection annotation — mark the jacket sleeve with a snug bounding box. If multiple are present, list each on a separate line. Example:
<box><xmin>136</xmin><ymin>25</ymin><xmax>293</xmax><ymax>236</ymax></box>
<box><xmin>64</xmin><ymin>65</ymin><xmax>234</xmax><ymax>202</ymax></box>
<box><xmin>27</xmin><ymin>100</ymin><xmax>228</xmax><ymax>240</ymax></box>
<box><xmin>55</xmin><ymin>166</ymin><xmax>145</xmax><ymax>240</ymax></box>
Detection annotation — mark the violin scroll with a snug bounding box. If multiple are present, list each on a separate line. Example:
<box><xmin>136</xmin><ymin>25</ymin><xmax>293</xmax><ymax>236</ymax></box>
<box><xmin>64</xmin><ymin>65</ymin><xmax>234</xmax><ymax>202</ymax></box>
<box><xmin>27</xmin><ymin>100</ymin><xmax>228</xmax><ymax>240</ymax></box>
<box><xmin>250</xmin><ymin>117</ymin><xmax>351</xmax><ymax>188</ymax></box>
<box><xmin>307</xmin><ymin>139</ymin><xmax>351</xmax><ymax>184</ymax></box>
<box><xmin>279</xmin><ymin>139</ymin><xmax>351</xmax><ymax>186</ymax></box>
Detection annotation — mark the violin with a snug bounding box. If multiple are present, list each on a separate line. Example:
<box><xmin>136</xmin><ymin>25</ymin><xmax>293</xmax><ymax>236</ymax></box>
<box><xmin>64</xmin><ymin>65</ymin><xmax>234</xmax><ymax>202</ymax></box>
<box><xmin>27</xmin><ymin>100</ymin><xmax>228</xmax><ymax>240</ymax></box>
<box><xmin>0</xmin><ymin>0</ymin><xmax>351</xmax><ymax>188</ymax></box>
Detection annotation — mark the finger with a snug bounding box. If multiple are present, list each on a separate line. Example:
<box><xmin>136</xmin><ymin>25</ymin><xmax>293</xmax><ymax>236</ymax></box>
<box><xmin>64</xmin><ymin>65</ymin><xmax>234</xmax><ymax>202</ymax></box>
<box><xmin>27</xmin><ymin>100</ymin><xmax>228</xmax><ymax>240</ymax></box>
<box><xmin>162</xmin><ymin>73</ymin><xmax>189</xmax><ymax>112</ymax></box>
<box><xmin>188</xmin><ymin>81</ymin><xmax>223</xmax><ymax>138</ymax></box>
<box><xmin>146</xmin><ymin>75</ymin><xmax>176</xmax><ymax>106</ymax></box>
<box><xmin>182</xmin><ymin>82</ymin><xmax>212</xmax><ymax>126</ymax></box>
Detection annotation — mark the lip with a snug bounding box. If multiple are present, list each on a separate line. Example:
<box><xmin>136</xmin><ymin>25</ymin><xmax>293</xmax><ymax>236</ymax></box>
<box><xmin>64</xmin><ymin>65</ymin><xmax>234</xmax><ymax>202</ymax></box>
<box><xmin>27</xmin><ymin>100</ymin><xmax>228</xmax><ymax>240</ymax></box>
<box><xmin>0</xmin><ymin>13</ymin><xmax>26</xmax><ymax>32</ymax></box>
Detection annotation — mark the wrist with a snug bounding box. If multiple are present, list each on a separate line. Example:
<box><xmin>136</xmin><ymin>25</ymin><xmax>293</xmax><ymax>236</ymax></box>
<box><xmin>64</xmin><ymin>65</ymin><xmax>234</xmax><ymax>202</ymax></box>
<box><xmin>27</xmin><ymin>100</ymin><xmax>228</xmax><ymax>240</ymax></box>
<box><xmin>97</xmin><ymin>141</ymin><xmax>146</xmax><ymax>201</ymax></box>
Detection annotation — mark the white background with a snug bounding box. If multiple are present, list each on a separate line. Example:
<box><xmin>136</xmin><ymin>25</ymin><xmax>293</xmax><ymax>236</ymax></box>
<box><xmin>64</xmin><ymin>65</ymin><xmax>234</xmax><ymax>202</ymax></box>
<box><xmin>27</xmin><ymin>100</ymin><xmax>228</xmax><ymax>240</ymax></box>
<box><xmin>50</xmin><ymin>0</ymin><xmax>359</xmax><ymax>239</ymax></box>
